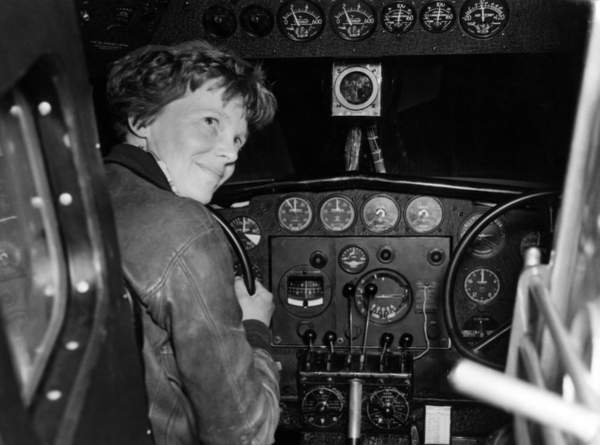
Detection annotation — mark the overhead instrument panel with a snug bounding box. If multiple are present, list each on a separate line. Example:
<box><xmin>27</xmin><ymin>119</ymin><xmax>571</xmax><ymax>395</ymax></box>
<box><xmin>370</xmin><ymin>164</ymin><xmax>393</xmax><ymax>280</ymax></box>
<box><xmin>277</xmin><ymin>0</ymin><xmax>325</xmax><ymax>42</ymax></box>
<box><xmin>329</xmin><ymin>0</ymin><xmax>377</xmax><ymax>41</ymax></box>
<box><xmin>459</xmin><ymin>0</ymin><xmax>509</xmax><ymax>39</ymax></box>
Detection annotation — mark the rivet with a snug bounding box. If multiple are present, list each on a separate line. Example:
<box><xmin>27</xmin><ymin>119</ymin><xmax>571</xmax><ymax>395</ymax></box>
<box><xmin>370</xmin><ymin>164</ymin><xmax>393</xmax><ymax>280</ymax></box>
<box><xmin>65</xmin><ymin>341</ymin><xmax>79</xmax><ymax>351</ymax></box>
<box><xmin>62</xmin><ymin>133</ymin><xmax>71</xmax><ymax>147</ymax></box>
<box><xmin>44</xmin><ymin>285</ymin><xmax>55</xmax><ymax>297</ymax></box>
<box><xmin>76</xmin><ymin>281</ymin><xmax>90</xmax><ymax>293</ymax></box>
<box><xmin>31</xmin><ymin>196</ymin><xmax>44</xmax><ymax>208</ymax></box>
<box><xmin>38</xmin><ymin>102</ymin><xmax>52</xmax><ymax>116</ymax></box>
<box><xmin>9</xmin><ymin>105</ymin><xmax>21</xmax><ymax>117</ymax></box>
<box><xmin>59</xmin><ymin>193</ymin><xmax>73</xmax><ymax>206</ymax></box>
<box><xmin>583</xmin><ymin>239</ymin><xmax>595</xmax><ymax>257</ymax></box>
<box><xmin>146</xmin><ymin>429</ymin><xmax>152</xmax><ymax>435</ymax></box>
<box><xmin>95</xmin><ymin>142</ymin><xmax>101</xmax><ymax>150</ymax></box>
<box><xmin>46</xmin><ymin>390</ymin><xmax>62</xmax><ymax>401</ymax></box>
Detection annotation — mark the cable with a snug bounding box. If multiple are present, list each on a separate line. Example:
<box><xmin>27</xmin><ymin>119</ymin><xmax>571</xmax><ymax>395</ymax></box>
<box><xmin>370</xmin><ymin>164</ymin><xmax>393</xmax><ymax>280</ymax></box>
<box><xmin>413</xmin><ymin>286</ymin><xmax>431</xmax><ymax>361</ymax></box>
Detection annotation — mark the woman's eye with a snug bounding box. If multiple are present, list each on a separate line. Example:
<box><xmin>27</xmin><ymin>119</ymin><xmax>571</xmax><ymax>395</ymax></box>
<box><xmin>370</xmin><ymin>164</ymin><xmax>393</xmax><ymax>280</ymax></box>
<box><xmin>204</xmin><ymin>117</ymin><xmax>218</xmax><ymax>127</ymax></box>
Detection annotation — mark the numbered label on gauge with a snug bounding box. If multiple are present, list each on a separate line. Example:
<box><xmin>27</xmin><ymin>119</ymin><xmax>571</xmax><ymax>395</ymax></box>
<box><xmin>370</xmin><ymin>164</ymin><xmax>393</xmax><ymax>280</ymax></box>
<box><xmin>230</xmin><ymin>216</ymin><xmax>261</xmax><ymax>250</ymax></box>
<box><xmin>382</xmin><ymin>2</ymin><xmax>417</xmax><ymax>34</ymax></box>
<box><xmin>330</xmin><ymin>0</ymin><xmax>377</xmax><ymax>41</ymax></box>
<box><xmin>464</xmin><ymin>267</ymin><xmax>500</xmax><ymax>304</ymax></box>
<box><xmin>278</xmin><ymin>196</ymin><xmax>313</xmax><ymax>232</ymax></box>
<box><xmin>420</xmin><ymin>1</ymin><xmax>456</xmax><ymax>33</ymax></box>
<box><xmin>277</xmin><ymin>0</ymin><xmax>325</xmax><ymax>42</ymax></box>
<box><xmin>320</xmin><ymin>195</ymin><xmax>355</xmax><ymax>231</ymax></box>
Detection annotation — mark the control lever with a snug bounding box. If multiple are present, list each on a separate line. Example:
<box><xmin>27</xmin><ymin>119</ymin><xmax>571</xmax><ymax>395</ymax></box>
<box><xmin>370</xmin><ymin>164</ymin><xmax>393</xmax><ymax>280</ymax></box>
<box><xmin>323</xmin><ymin>331</ymin><xmax>337</xmax><ymax>371</ymax></box>
<box><xmin>399</xmin><ymin>333</ymin><xmax>414</xmax><ymax>373</ymax></box>
<box><xmin>360</xmin><ymin>283</ymin><xmax>377</xmax><ymax>370</ymax></box>
<box><xmin>379</xmin><ymin>332</ymin><xmax>394</xmax><ymax>372</ymax></box>
<box><xmin>342</xmin><ymin>283</ymin><xmax>356</xmax><ymax>367</ymax></box>
<box><xmin>303</xmin><ymin>329</ymin><xmax>317</xmax><ymax>371</ymax></box>
<box><xmin>347</xmin><ymin>378</ymin><xmax>363</xmax><ymax>445</ymax></box>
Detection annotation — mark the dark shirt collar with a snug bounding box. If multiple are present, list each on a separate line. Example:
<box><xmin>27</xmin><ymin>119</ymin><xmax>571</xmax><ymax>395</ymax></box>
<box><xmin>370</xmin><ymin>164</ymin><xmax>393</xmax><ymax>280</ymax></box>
<box><xmin>104</xmin><ymin>143</ymin><xmax>171</xmax><ymax>192</ymax></box>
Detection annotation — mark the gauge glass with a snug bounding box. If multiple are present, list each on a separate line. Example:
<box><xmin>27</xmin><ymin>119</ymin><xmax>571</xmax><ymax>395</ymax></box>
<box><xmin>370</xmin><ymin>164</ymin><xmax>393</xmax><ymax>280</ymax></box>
<box><xmin>203</xmin><ymin>5</ymin><xmax>237</xmax><ymax>38</ymax></box>
<box><xmin>277</xmin><ymin>0</ymin><xmax>325</xmax><ymax>42</ymax></box>
<box><xmin>230</xmin><ymin>216</ymin><xmax>261</xmax><ymax>250</ymax></box>
<box><xmin>464</xmin><ymin>267</ymin><xmax>500</xmax><ymax>304</ymax></box>
<box><xmin>381</xmin><ymin>2</ymin><xmax>416</xmax><ymax>34</ymax></box>
<box><xmin>420</xmin><ymin>1</ymin><xmax>456</xmax><ymax>33</ymax></box>
<box><xmin>460</xmin><ymin>212</ymin><xmax>506</xmax><ymax>257</ymax></box>
<box><xmin>362</xmin><ymin>195</ymin><xmax>399</xmax><ymax>233</ymax></box>
<box><xmin>240</xmin><ymin>5</ymin><xmax>274</xmax><ymax>37</ymax></box>
<box><xmin>278</xmin><ymin>197</ymin><xmax>313</xmax><ymax>232</ymax></box>
<box><xmin>320</xmin><ymin>196</ymin><xmax>355</xmax><ymax>231</ymax></box>
<box><xmin>460</xmin><ymin>0</ymin><xmax>509</xmax><ymax>39</ymax></box>
<box><xmin>367</xmin><ymin>388</ymin><xmax>409</xmax><ymax>429</ymax></box>
<box><xmin>301</xmin><ymin>386</ymin><xmax>344</xmax><ymax>428</ymax></box>
<box><xmin>339</xmin><ymin>245</ymin><xmax>368</xmax><ymax>274</ymax></box>
<box><xmin>355</xmin><ymin>269</ymin><xmax>412</xmax><ymax>324</ymax></box>
<box><xmin>330</xmin><ymin>0</ymin><xmax>377</xmax><ymax>41</ymax></box>
<box><xmin>405</xmin><ymin>196</ymin><xmax>443</xmax><ymax>233</ymax></box>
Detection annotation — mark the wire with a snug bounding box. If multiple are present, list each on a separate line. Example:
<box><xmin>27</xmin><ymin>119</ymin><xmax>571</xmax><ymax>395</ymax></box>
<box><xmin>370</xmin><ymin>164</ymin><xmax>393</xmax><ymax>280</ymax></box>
<box><xmin>413</xmin><ymin>287</ymin><xmax>431</xmax><ymax>361</ymax></box>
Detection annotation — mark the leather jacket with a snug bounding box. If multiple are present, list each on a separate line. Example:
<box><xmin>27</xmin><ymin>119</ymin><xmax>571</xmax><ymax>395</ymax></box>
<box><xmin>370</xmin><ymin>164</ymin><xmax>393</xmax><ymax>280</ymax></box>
<box><xmin>104</xmin><ymin>144</ymin><xmax>280</xmax><ymax>445</ymax></box>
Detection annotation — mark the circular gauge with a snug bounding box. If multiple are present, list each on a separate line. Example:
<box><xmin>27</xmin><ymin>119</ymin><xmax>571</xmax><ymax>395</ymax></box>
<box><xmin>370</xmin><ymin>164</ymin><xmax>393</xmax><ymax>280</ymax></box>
<box><xmin>460</xmin><ymin>0</ymin><xmax>509</xmax><ymax>39</ymax></box>
<box><xmin>203</xmin><ymin>5</ymin><xmax>237</xmax><ymax>38</ymax></box>
<box><xmin>362</xmin><ymin>195</ymin><xmax>400</xmax><ymax>233</ymax></box>
<box><xmin>464</xmin><ymin>267</ymin><xmax>501</xmax><ymax>304</ymax></box>
<box><xmin>278</xmin><ymin>197</ymin><xmax>313</xmax><ymax>232</ymax></box>
<box><xmin>339</xmin><ymin>245</ymin><xmax>369</xmax><ymax>274</ymax></box>
<box><xmin>355</xmin><ymin>269</ymin><xmax>412</xmax><ymax>324</ymax></box>
<box><xmin>381</xmin><ymin>2</ymin><xmax>417</xmax><ymax>34</ymax></box>
<box><xmin>405</xmin><ymin>196</ymin><xmax>443</xmax><ymax>233</ymax></box>
<box><xmin>420</xmin><ymin>1</ymin><xmax>456</xmax><ymax>33</ymax></box>
<box><xmin>367</xmin><ymin>388</ymin><xmax>410</xmax><ymax>430</ymax></box>
<box><xmin>230</xmin><ymin>216</ymin><xmax>261</xmax><ymax>250</ymax></box>
<box><xmin>302</xmin><ymin>386</ymin><xmax>344</xmax><ymax>428</ymax></box>
<box><xmin>459</xmin><ymin>212</ymin><xmax>506</xmax><ymax>257</ymax></box>
<box><xmin>320</xmin><ymin>196</ymin><xmax>355</xmax><ymax>231</ymax></box>
<box><xmin>240</xmin><ymin>5</ymin><xmax>274</xmax><ymax>37</ymax></box>
<box><xmin>334</xmin><ymin>66</ymin><xmax>379</xmax><ymax>111</ymax></box>
<box><xmin>330</xmin><ymin>0</ymin><xmax>377</xmax><ymax>41</ymax></box>
<box><xmin>277</xmin><ymin>0</ymin><xmax>325</xmax><ymax>42</ymax></box>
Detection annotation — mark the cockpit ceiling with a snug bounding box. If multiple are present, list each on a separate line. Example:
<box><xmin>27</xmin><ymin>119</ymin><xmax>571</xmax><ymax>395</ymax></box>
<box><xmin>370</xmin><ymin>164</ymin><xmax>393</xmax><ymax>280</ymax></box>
<box><xmin>78</xmin><ymin>0</ymin><xmax>587</xmax><ymax>60</ymax></box>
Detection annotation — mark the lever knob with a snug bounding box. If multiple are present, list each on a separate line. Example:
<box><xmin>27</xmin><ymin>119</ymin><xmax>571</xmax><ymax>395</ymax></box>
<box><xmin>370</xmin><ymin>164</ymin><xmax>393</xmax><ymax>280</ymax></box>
<box><xmin>380</xmin><ymin>332</ymin><xmax>394</xmax><ymax>349</ymax></box>
<box><xmin>323</xmin><ymin>331</ymin><xmax>337</xmax><ymax>347</ymax></box>
<box><xmin>399</xmin><ymin>333</ymin><xmax>413</xmax><ymax>349</ymax></box>
<box><xmin>303</xmin><ymin>329</ymin><xmax>317</xmax><ymax>346</ymax></box>
<box><xmin>364</xmin><ymin>283</ymin><xmax>378</xmax><ymax>300</ymax></box>
<box><xmin>342</xmin><ymin>283</ymin><xmax>356</xmax><ymax>299</ymax></box>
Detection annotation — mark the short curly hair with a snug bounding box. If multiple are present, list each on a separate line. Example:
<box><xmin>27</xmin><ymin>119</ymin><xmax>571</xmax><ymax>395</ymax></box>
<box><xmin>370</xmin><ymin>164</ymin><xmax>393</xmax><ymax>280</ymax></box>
<box><xmin>106</xmin><ymin>40</ymin><xmax>277</xmax><ymax>139</ymax></box>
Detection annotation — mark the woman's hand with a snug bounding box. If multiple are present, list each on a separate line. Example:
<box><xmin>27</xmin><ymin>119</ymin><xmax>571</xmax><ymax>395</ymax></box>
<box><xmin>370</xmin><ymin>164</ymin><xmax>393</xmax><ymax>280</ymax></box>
<box><xmin>234</xmin><ymin>276</ymin><xmax>275</xmax><ymax>327</ymax></box>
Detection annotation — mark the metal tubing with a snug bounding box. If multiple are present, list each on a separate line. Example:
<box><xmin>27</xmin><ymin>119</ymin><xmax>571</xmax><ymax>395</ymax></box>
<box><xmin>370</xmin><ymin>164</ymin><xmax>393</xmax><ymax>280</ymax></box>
<box><xmin>347</xmin><ymin>379</ymin><xmax>363</xmax><ymax>442</ymax></box>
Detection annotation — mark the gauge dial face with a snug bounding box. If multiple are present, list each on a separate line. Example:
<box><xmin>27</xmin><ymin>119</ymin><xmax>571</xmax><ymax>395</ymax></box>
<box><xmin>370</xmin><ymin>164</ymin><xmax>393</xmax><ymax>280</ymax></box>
<box><xmin>278</xmin><ymin>197</ymin><xmax>313</xmax><ymax>232</ymax></box>
<box><xmin>302</xmin><ymin>386</ymin><xmax>344</xmax><ymax>428</ymax></box>
<box><xmin>460</xmin><ymin>212</ymin><xmax>506</xmax><ymax>257</ymax></box>
<box><xmin>355</xmin><ymin>269</ymin><xmax>412</xmax><ymax>324</ymax></box>
<box><xmin>420</xmin><ymin>1</ymin><xmax>456</xmax><ymax>33</ymax></box>
<box><xmin>320</xmin><ymin>196</ymin><xmax>355</xmax><ymax>231</ymax></box>
<box><xmin>464</xmin><ymin>267</ymin><xmax>500</xmax><ymax>304</ymax></box>
<box><xmin>203</xmin><ymin>5</ymin><xmax>237</xmax><ymax>38</ymax></box>
<box><xmin>240</xmin><ymin>5</ymin><xmax>274</xmax><ymax>37</ymax></box>
<box><xmin>330</xmin><ymin>0</ymin><xmax>377</xmax><ymax>41</ymax></box>
<box><xmin>367</xmin><ymin>388</ymin><xmax>410</xmax><ymax>430</ymax></box>
<box><xmin>405</xmin><ymin>196</ymin><xmax>443</xmax><ymax>233</ymax></box>
<box><xmin>460</xmin><ymin>0</ymin><xmax>509</xmax><ymax>39</ymax></box>
<box><xmin>230</xmin><ymin>216</ymin><xmax>261</xmax><ymax>250</ymax></box>
<box><xmin>339</xmin><ymin>245</ymin><xmax>368</xmax><ymax>274</ymax></box>
<box><xmin>381</xmin><ymin>2</ymin><xmax>417</xmax><ymax>34</ymax></box>
<box><xmin>362</xmin><ymin>195</ymin><xmax>400</xmax><ymax>233</ymax></box>
<box><xmin>277</xmin><ymin>0</ymin><xmax>325</xmax><ymax>42</ymax></box>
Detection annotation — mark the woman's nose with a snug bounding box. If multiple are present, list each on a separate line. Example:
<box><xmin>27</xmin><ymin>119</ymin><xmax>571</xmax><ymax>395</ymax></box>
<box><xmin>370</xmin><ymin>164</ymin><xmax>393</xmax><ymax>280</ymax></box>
<box><xmin>216</xmin><ymin>135</ymin><xmax>239</xmax><ymax>163</ymax></box>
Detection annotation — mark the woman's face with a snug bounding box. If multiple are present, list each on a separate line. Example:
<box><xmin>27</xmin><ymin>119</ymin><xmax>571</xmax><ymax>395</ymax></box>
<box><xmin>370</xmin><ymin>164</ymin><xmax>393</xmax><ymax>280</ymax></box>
<box><xmin>142</xmin><ymin>79</ymin><xmax>248</xmax><ymax>203</ymax></box>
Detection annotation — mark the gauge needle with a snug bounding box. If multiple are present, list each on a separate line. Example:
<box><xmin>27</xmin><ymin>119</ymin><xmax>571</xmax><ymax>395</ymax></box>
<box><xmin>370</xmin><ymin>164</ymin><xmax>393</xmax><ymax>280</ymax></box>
<box><xmin>478</xmin><ymin>269</ymin><xmax>487</xmax><ymax>284</ymax></box>
<box><xmin>242</xmin><ymin>218</ymin><xmax>246</xmax><ymax>232</ymax></box>
<box><xmin>291</xmin><ymin>7</ymin><xmax>300</xmax><ymax>26</ymax></box>
<box><xmin>343</xmin><ymin>5</ymin><xmax>353</xmax><ymax>25</ymax></box>
<box><xmin>436</xmin><ymin>7</ymin><xmax>441</xmax><ymax>24</ymax></box>
<box><xmin>480</xmin><ymin>2</ymin><xmax>486</xmax><ymax>23</ymax></box>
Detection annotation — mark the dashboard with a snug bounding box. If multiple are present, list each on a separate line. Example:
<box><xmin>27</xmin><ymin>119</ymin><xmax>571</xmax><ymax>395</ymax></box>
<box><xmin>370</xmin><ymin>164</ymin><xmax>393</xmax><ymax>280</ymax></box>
<box><xmin>214</xmin><ymin>176</ymin><xmax>554</xmax><ymax>438</ymax></box>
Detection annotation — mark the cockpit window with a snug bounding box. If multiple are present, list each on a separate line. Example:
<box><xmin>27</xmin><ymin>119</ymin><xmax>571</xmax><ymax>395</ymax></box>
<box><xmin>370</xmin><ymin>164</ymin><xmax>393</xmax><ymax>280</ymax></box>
<box><xmin>0</xmin><ymin>87</ymin><xmax>67</xmax><ymax>405</ymax></box>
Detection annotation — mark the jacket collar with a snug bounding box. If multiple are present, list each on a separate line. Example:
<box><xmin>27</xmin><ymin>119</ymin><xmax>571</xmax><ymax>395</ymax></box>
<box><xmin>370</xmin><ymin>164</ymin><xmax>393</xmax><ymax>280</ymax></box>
<box><xmin>104</xmin><ymin>144</ymin><xmax>171</xmax><ymax>192</ymax></box>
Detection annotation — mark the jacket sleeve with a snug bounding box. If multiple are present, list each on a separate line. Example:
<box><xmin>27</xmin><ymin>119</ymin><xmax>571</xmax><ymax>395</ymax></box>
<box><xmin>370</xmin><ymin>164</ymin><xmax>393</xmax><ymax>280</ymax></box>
<box><xmin>156</xmin><ymin>227</ymin><xmax>280</xmax><ymax>445</ymax></box>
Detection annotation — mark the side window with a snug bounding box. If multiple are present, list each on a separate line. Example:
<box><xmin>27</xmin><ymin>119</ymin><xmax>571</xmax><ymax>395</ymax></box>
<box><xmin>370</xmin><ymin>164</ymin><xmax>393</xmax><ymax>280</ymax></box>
<box><xmin>0</xmin><ymin>84</ymin><xmax>67</xmax><ymax>404</ymax></box>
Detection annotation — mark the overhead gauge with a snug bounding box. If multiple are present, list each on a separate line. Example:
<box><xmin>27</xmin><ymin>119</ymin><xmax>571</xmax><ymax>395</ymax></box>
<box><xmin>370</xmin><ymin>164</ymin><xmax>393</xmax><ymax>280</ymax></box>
<box><xmin>460</xmin><ymin>212</ymin><xmax>506</xmax><ymax>257</ymax></box>
<box><xmin>355</xmin><ymin>269</ymin><xmax>412</xmax><ymax>324</ymax></box>
<box><xmin>230</xmin><ymin>216</ymin><xmax>261</xmax><ymax>250</ymax></box>
<box><xmin>362</xmin><ymin>194</ymin><xmax>399</xmax><ymax>233</ymax></box>
<box><xmin>405</xmin><ymin>196</ymin><xmax>443</xmax><ymax>233</ymax></box>
<box><xmin>420</xmin><ymin>1</ymin><xmax>456</xmax><ymax>33</ymax></box>
<box><xmin>203</xmin><ymin>5</ymin><xmax>237</xmax><ymax>38</ymax></box>
<box><xmin>240</xmin><ymin>5</ymin><xmax>274</xmax><ymax>37</ymax></box>
<box><xmin>381</xmin><ymin>2</ymin><xmax>417</xmax><ymax>34</ymax></box>
<box><xmin>330</xmin><ymin>0</ymin><xmax>377</xmax><ymax>41</ymax></box>
<box><xmin>339</xmin><ymin>245</ymin><xmax>368</xmax><ymax>274</ymax></box>
<box><xmin>460</xmin><ymin>0</ymin><xmax>509</xmax><ymax>39</ymax></box>
<box><xmin>464</xmin><ymin>267</ymin><xmax>501</xmax><ymax>304</ymax></box>
<box><xmin>277</xmin><ymin>0</ymin><xmax>325</xmax><ymax>42</ymax></box>
<box><xmin>278</xmin><ymin>197</ymin><xmax>313</xmax><ymax>232</ymax></box>
<box><xmin>320</xmin><ymin>196</ymin><xmax>355</xmax><ymax>231</ymax></box>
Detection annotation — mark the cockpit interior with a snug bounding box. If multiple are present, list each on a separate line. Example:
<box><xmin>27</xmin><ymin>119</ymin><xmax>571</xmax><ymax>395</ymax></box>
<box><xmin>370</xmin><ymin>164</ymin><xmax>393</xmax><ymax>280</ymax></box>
<box><xmin>2</xmin><ymin>0</ymin><xmax>600</xmax><ymax>444</ymax></box>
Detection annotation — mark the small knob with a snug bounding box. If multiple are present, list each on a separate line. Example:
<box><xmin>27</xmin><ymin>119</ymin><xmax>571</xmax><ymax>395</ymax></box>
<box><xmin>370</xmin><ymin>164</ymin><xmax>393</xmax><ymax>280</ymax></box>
<box><xmin>310</xmin><ymin>251</ymin><xmax>327</xmax><ymax>269</ymax></box>
<box><xmin>342</xmin><ymin>283</ymin><xmax>356</xmax><ymax>299</ymax></box>
<box><xmin>399</xmin><ymin>333</ymin><xmax>413</xmax><ymax>349</ymax></box>
<box><xmin>380</xmin><ymin>332</ymin><xmax>394</xmax><ymax>349</ymax></box>
<box><xmin>303</xmin><ymin>329</ymin><xmax>317</xmax><ymax>346</ymax></box>
<box><xmin>323</xmin><ymin>331</ymin><xmax>337</xmax><ymax>347</ymax></box>
<box><xmin>364</xmin><ymin>283</ymin><xmax>378</xmax><ymax>300</ymax></box>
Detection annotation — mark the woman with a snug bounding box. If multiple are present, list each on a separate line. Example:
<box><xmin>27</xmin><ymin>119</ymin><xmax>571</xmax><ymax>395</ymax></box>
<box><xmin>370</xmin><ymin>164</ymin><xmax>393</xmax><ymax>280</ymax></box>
<box><xmin>103</xmin><ymin>40</ymin><xmax>279</xmax><ymax>445</ymax></box>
